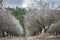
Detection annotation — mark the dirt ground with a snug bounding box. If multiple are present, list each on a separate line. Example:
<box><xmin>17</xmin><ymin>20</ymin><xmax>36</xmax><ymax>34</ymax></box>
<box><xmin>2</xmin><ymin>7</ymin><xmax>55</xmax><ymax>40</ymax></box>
<box><xmin>0</xmin><ymin>36</ymin><xmax>60</xmax><ymax>40</ymax></box>
<box><xmin>0</xmin><ymin>33</ymin><xmax>60</xmax><ymax>40</ymax></box>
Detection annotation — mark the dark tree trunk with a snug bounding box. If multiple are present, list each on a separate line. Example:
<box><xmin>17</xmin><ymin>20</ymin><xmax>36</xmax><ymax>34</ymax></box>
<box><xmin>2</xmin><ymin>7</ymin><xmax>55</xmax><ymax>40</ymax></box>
<box><xmin>2</xmin><ymin>31</ymin><xmax>5</xmax><ymax>37</ymax></box>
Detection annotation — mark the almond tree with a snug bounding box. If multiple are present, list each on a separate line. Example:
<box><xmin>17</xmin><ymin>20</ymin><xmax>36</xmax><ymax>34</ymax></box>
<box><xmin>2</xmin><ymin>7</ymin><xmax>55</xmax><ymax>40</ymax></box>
<box><xmin>24</xmin><ymin>8</ymin><xmax>60</xmax><ymax>36</ymax></box>
<box><xmin>0</xmin><ymin>9</ymin><xmax>23</xmax><ymax>37</ymax></box>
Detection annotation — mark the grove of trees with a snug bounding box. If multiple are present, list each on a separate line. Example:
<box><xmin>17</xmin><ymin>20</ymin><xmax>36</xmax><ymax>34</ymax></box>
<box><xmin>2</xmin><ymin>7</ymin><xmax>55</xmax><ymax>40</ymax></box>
<box><xmin>23</xmin><ymin>8</ymin><xmax>60</xmax><ymax>36</ymax></box>
<box><xmin>1</xmin><ymin>0</ymin><xmax>60</xmax><ymax>37</ymax></box>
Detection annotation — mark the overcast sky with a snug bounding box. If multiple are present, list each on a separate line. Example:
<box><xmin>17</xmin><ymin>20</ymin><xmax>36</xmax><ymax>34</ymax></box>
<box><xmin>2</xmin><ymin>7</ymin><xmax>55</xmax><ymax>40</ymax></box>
<box><xmin>4</xmin><ymin>0</ymin><xmax>23</xmax><ymax>8</ymax></box>
<box><xmin>4</xmin><ymin>0</ymin><xmax>60</xmax><ymax>8</ymax></box>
